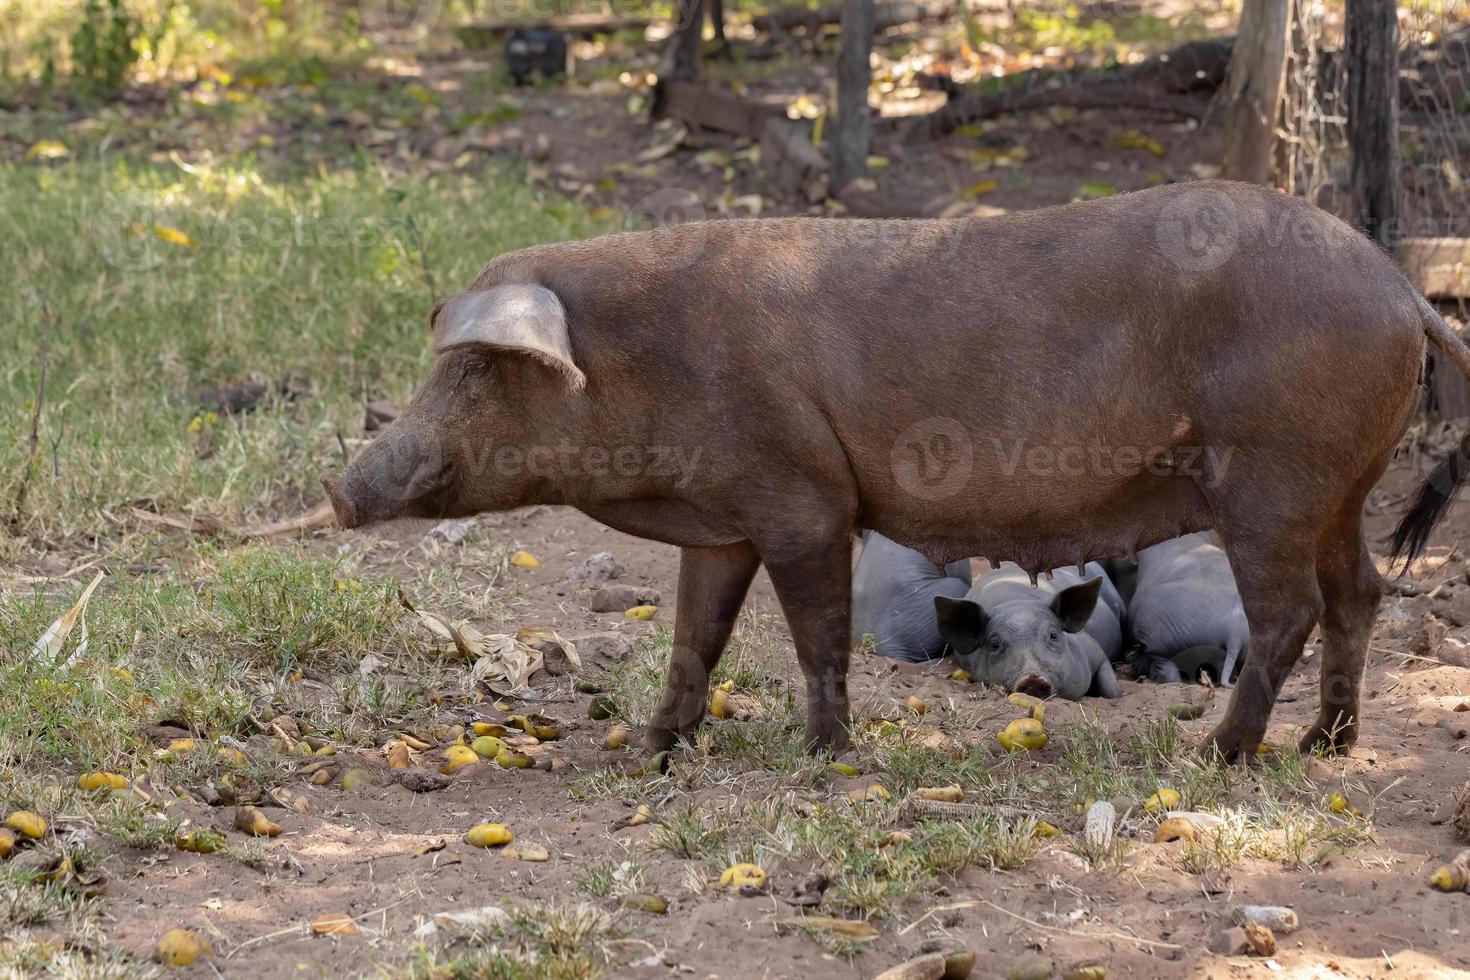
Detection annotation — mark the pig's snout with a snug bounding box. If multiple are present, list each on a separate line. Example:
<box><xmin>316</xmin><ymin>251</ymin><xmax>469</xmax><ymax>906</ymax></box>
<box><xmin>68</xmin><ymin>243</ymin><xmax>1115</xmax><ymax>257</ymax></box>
<box><xmin>322</xmin><ymin>474</ymin><xmax>360</xmax><ymax>529</ymax></box>
<box><xmin>1014</xmin><ymin>674</ymin><xmax>1054</xmax><ymax>699</ymax></box>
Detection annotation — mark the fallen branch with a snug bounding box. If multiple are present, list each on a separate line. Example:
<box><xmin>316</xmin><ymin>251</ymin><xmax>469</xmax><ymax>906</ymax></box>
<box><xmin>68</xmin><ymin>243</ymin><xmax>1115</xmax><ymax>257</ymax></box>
<box><xmin>128</xmin><ymin>500</ymin><xmax>336</xmax><ymax>539</ymax></box>
<box><xmin>919</xmin><ymin>80</ymin><xmax>1211</xmax><ymax>137</ymax></box>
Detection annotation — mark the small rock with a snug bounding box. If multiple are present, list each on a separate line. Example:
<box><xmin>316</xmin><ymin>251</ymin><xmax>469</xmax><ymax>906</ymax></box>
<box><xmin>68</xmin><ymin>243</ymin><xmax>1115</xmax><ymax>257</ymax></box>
<box><xmin>571</xmin><ymin>631</ymin><xmax>635</xmax><ymax>666</ymax></box>
<box><xmin>1243</xmin><ymin>921</ymin><xmax>1276</xmax><ymax>956</ymax></box>
<box><xmin>427</xmin><ymin>519</ymin><xmax>473</xmax><ymax>545</ymax></box>
<box><xmin>1209</xmin><ymin>927</ymin><xmax>1250</xmax><ymax>955</ymax></box>
<box><xmin>1234</xmin><ymin>905</ymin><xmax>1298</xmax><ymax>934</ymax></box>
<box><xmin>566</xmin><ymin>551</ymin><xmax>625</xmax><ymax>586</ymax></box>
<box><xmin>392</xmin><ymin>769</ymin><xmax>450</xmax><ymax>793</ymax></box>
<box><xmin>589</xmin><ymin>584</ymin><xmax>660</xmax><ymax>613</ymax></box>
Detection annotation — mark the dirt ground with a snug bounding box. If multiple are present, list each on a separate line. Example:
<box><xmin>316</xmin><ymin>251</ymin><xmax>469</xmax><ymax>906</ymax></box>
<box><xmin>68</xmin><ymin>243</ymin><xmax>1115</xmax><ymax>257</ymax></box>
<box><xmin>47</xmin><ymin>442</ymin><xmax>1470</xmax><ymax>980</ymax></box>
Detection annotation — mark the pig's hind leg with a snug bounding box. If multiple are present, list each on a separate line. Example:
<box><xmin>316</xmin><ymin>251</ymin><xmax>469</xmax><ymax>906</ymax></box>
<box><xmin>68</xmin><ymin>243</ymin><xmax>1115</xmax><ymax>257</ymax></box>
<box><xmin>1299</xmin><ymin>495</ymin><xmax>1383</xmax><ymax>755</ymax></box>
<box><xmin>645</xmin><ymin>541</ymin><xmax>762</xmax><ymax>753</ymax></box>
<box><xmin>1200</xmin><ymin>481</ymin><xmax>1327</xmax><ymax>762</ymax></box>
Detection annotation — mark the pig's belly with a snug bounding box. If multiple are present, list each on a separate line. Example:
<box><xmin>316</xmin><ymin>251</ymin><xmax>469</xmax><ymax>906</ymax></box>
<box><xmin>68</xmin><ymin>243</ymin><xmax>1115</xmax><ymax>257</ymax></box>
<box><xmin>863</xmin><ymin>470</ymin><xmax>1213</xmax><ymax>572</ymax></box>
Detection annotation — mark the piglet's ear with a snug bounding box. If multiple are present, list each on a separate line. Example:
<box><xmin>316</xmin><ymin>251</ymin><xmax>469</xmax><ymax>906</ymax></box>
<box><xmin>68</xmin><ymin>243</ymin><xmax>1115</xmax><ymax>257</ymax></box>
<box><xmin>1050</xmin><ymin>577</ymin><xmax>1102</xmax><ymax>633</ymax></box>
<box><xmin>934</xmin><ymin>596</ymin><xmax>987</xmax><ymax>656</ymax></box>
<box><xmin>431</xmin><ymin>284</ymin><xmax>585</xmax><ymax>390</ymax></box>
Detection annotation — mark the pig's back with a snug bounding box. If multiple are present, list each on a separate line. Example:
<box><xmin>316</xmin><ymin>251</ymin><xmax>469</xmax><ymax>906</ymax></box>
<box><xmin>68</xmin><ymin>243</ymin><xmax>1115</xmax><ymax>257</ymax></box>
<box><xmin>1130</xmin><ymin>534</ymin><xmax>1248</xmax><ymax>654</ymax></box>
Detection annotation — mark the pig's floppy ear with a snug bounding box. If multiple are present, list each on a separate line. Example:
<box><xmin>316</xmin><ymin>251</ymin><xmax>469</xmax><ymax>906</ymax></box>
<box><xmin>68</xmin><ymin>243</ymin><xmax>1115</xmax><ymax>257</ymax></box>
<box><xmin>1050</xmin><ymin>578</ymin><xmax>1102</xmax><ymax>633</ymax></box>
<box><xmin>934</xmin><ymin>596</ymin><xmax>987</xmax><ymax>655</ymax></box>
<box><xmin>431</xmin><ymin>284</ymin><xmax>585</xmax><ymax>390</ymax></box>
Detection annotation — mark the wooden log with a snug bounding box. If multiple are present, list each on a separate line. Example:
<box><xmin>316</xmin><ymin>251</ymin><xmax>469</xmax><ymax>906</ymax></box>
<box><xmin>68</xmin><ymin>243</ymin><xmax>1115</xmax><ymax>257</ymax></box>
<box><xmin>1346</xmin><ymin>0</ymin><xmax>1400</xmax><ymax>248</ymax></box>
<box><xmin>919</xmin><ymin>81</ymin><xmax>1208</xmax><ymax>137</ymax></box>
<box><xmin>752</xmin><ymin>0</ymin><xmax>958</xmax><ymax>35</ymax></box>
<box><xmin>1221</xmin><ymin>0</ymin><xmax>1292</xmax><ymax>185</ymax></box>
<box><xmin>456</xmin><ymin>13</ymin><xmax>655</xmax><ymax>43</ymax></box>
<box><xmin>656</xmin><ymin>80</ymin><xmax>783</xmax><ymax>137</ymax></box>
<box><xmin>1402</xmin><ymin>238</ymin><xmax>1470</xmax><ymax>300</ymax></box>
<box><xmin>830</xmin><ymin>0</ymin><xmax>876</xmax><ymax>195</ymax></box>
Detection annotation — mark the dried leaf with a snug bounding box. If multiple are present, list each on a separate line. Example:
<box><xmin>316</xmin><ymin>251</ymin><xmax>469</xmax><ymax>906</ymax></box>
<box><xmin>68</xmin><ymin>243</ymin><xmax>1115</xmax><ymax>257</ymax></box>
<box><xmin>30</xmin><ymin>571</ymin><xmax>104</xmax><ymax>665</ymax></box>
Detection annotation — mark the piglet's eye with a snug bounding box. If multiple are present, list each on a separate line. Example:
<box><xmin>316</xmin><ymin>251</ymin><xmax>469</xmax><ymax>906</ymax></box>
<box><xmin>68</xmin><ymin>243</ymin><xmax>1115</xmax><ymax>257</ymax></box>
<box><xmin>989</xmin><ymin>636</ymin><xmax>1002</xmax><ymax>652</ymax></box>
<box><xmin>1048</xmin><ymin>630</ymin><xmax>1060</xmax><ymax>642</ymax></box>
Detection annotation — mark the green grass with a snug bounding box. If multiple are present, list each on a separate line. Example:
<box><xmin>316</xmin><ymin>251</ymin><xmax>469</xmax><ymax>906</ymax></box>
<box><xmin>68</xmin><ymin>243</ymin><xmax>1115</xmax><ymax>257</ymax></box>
<box><xmin>0</xmin><ymin>158</ymin><xmax>617</xmax><ymax>540</ymax></box>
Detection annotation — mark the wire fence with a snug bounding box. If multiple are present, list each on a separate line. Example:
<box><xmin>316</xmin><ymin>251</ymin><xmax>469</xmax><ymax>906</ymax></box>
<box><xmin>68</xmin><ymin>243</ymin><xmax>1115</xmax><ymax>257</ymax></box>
<box><xmin>1281</xmin><ymin>0</ymin><xmax>1469</xmax><ymax>240</ymax></box>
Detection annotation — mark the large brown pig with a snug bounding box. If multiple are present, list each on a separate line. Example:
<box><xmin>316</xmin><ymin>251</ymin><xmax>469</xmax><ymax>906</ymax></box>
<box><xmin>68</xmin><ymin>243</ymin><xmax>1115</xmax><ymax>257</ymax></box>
<box><xmin>324</xmin><ymin>180</ymin><xmax>1470</xmax><ymax>760</ymax></box>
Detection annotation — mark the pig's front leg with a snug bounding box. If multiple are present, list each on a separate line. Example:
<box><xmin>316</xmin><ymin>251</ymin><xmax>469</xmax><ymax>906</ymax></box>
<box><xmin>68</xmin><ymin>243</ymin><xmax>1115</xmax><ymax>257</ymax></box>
<box><xmin>761</xmin><ymin>536</ymin><xmax>854</xmax><ymax>755</ymax></box>
<box><xmin>1089</xmin><ymin>658</ymin><xmax>1121</xmax><ymax>699</ymax></box>
<box><xmin>645</xmin><ymin>541</ymin><xmax>761</xmax><ymax>753</ymax></box>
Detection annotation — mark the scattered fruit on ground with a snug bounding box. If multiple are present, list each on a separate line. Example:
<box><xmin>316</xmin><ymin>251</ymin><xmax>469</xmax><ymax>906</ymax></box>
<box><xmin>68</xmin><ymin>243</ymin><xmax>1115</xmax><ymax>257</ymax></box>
<box><xmin>997</xmin><ymin>718</ymin><xmax>1048</xmax><ymax>751</ymax></box>
<box><xmin>719</xmin><ymin>862</ymin><xmax>767</xmax><ymax>890</ymax></box>
<box><xmin>154</xmin><ymin>929</ymin><xmax>212</xmax><ymax>966</ymax></box>
<box><xmin>5</xmin><ymin>811</ymin><xmax>47</xmax><ymax>839</ymax></box>
<box><xmin>466</xmin><ymin>823</ymin><xmax>513</xmax><ymax>848</ymax></box>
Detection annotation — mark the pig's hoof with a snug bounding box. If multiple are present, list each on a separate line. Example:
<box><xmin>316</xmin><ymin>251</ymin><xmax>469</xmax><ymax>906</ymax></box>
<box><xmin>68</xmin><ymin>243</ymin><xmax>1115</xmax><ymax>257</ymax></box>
<box><xmin>641</xmin><ymin>725</ymin><xmax>684</xmax><ymax>754</ymax></box>
<box><xmin>802</xmin><ymin>724</ymin><xmax>852</xmax><ymax>757</ymax></box>
<box><xmin>1297</xmin><ymin>719</ymin><xmax>1357</xmax><ymax>756</ymax></box>
<box><xmin>1199</xmin><ymin>723</ymin><xmax>1265</xmax><ymax>765</ymax></box>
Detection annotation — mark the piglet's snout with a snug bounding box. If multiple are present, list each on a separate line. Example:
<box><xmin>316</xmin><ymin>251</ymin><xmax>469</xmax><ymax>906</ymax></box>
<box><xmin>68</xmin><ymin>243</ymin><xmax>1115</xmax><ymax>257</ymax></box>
<box><xmin>1014</xmin><ymin>674</ymin><xmax>1054</xmax><ymax>699</ymax></box>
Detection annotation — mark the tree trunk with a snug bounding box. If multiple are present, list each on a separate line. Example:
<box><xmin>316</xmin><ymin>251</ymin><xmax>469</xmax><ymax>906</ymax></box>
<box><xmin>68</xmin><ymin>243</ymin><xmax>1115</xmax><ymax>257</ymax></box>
<box><xmin>660</xmin><ymin>0</ymin><xmax>705</xmax><ymax>85</ymax></box>
<box><xmin>1221</xmin><ymin>0</ymin><xmax>1292</xmax><ymax>185</ymax></box>
<box><xmin>1346</xmin><ymin>0</ymin><xmax>1400</xmax><ymax>248</ymax></box>
<box><xmin>709</xmin><ymin>0</ymin><xmax>727</xmax><ymax>52</ymax></box>
<box><xmin>830</xmin><ymin>0</ymin><xmax>875</xmax><ymax>194</ymax></box>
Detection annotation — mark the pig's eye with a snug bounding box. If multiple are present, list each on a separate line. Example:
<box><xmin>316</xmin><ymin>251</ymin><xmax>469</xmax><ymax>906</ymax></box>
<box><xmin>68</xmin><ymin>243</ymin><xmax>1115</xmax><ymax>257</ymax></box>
<box><xmin>988</xmin><ymin>636</ymin><xmax>1002</xmax><ymax>653</ymax></box>
<box><xmin>1047</xmin><ymin>630</ymin><xmax>1060</xmax><ymax>642</ymax></box>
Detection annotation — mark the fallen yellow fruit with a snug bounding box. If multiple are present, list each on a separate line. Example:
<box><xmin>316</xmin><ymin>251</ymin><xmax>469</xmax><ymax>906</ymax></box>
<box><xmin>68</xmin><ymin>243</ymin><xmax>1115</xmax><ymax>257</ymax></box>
<box><xmin>341</xmin><ymin>769</ymin><xmax>374</xmax><ymax>792</ymax></box>
<box><xmin>154</xmin><ymin>928</ymin><xmax>212</xmax><ymax>966</ymax></box>
<box><xmin>471</xmin><ymin>735</ymin><xmax>507</xmax><ymax>758</ymax></box>
<box><xmin>386</xmin><ymin>742</ymin><xmax>411</xmax><ymax>769</ymax></box>
<box><xmin>78</xmin><ymin>772</ymin><xmax>127</xmax><ymax>792</ymax></box>
<box><xmin>472</xmin><ymin>722</ymin><xmax>508</xmax><ymax>737</ymax></box>
<box><xmin>496</xmin><ymin>747</ymin><xmax>535</xmax><ymax>769</ymax></box>
<box><xmin>915</xmin><ymin>785</ymin><xmax>964</xmax><ymax>803</ymax></box>
<box><xmin>234</xmin><ymin>806</ymin><xmax>282</xmax><ymax>838</ymax></box>
<box><xmin>604</xmin><ymin>726</ymin><xmax>631</xmax><ymax>751</ymax></box>
<box><xmin>1033</xmin><ymin>821</ymin><xmax>1062</xmax><ymax>839</ymax></box>
<box><xmin>1144</xmin><ymin>789</ymin><xmax>1181</xmax><ymax>814</ymax></box>
<box><xmin>502</xmin><ymin>843</ymin><xmax>550</xmax><ymax>862</ymax></box>
<box><xmin>627</xmin><ymin>804</ymin><xmax>652</xmax><ymax>827</ymax></box>
<box><xmin>1007</xmin><ymin>692</ymin><xmax>1047</xmax><ymax>723</ymax></box>
<box><xmin>1154</xmin><ymin>817</ymin><xmax>1196</xmax><ymax>843</ymax></box>
<box><xmin>0</xmin><ymin>828</ymin><xmax>17</xmax><ymax>858</ymax></box>
<box><xmin>621</xmin><ymin>893</ymin><xmax>668</xmax><ymax>913</ymax></box>
<box><xmin>826</xmin><ymin>762</ymin><xmax>861</xmax><ymax>778</ymax></box>
<box><xmin>906</xmin><ymin>695</ymin><xmax>928</xmax><ymax>715</ymax></box>
<box><xmin>848</xmin><ymin>784</ymin><xmax>891</xmax><ymax>803</ymax></box>
<box><xmin>882</xmin><ymin>830</ymin><xmax>913</xmax><ymax>846</ymax></box>
<box><xmin>1328</xmin><ymin>791</ymin><xmax>1363</xmax><ymax>817</ymax></box>
<box><xmin>4</xmin><ymin>811</ymin><xmax>47</xmax><ymax>839</ymax></box>
<box><xmin>509</xmin><ymin>550</ymin><xmax>540</xmax><ymax>568</ymax></box>
<box><xmin>625</xmin><ymin>604</ymin><xmax>658</xmax><ymax>621</ymax></box>
<box><xmin>949</xmin><ymin>668</ymin><xmax>971</xmax><ymax>682</ymax></box>
<box><xmin>997</xmin><ymin>718</ymin><xmax>1048</xmax><ymax>751</ymax></box>
<box><xmin>175</xmin><ymin>829</ymin><xmax>226</xmax><ymax>854</ymax></box>
<box><xmin>312</xmin><ymin>912</ymin><xmax>358</xmax><ymax>936</ymax></box>
<box><xmin>709</xmin><ymin>688</ymin><xmax>735</xmax><ymax>719</ymax></box>
<box><xmin>465</xmin><ymin>823</ymin><xmax>513</xmax><ymax>848</ymax></box>
<box><xmin>440</xmin><ymin>744</ymin><xmax>479</xmax><ymax>774</ymax></box>
<box><xmin>1430</xmin><ymin>862</ymin><xmax>1468</xmax><ymax>891</ymax></box>
<box><xmin>719</xmin><ymin>863</ymin><xmax>767</xmax><ymax>890</ymax></box>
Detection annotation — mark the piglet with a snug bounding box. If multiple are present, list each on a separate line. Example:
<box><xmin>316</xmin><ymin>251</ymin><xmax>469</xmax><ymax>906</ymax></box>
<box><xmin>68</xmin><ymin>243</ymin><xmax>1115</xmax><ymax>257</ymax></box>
<box><xmin>934</xmin><ymin>562</ymin><xmax>1124</xmax><ymax>700</ymax></box>
<box><xmin>1125</xmin><ymin>532</ymin><xmax>1249</xmax><ymax>686</ymax></box>
<box><xmin>851</xmin><ymin>531</ymin><xmax>972</xmax><ymax>662</ymax></box>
